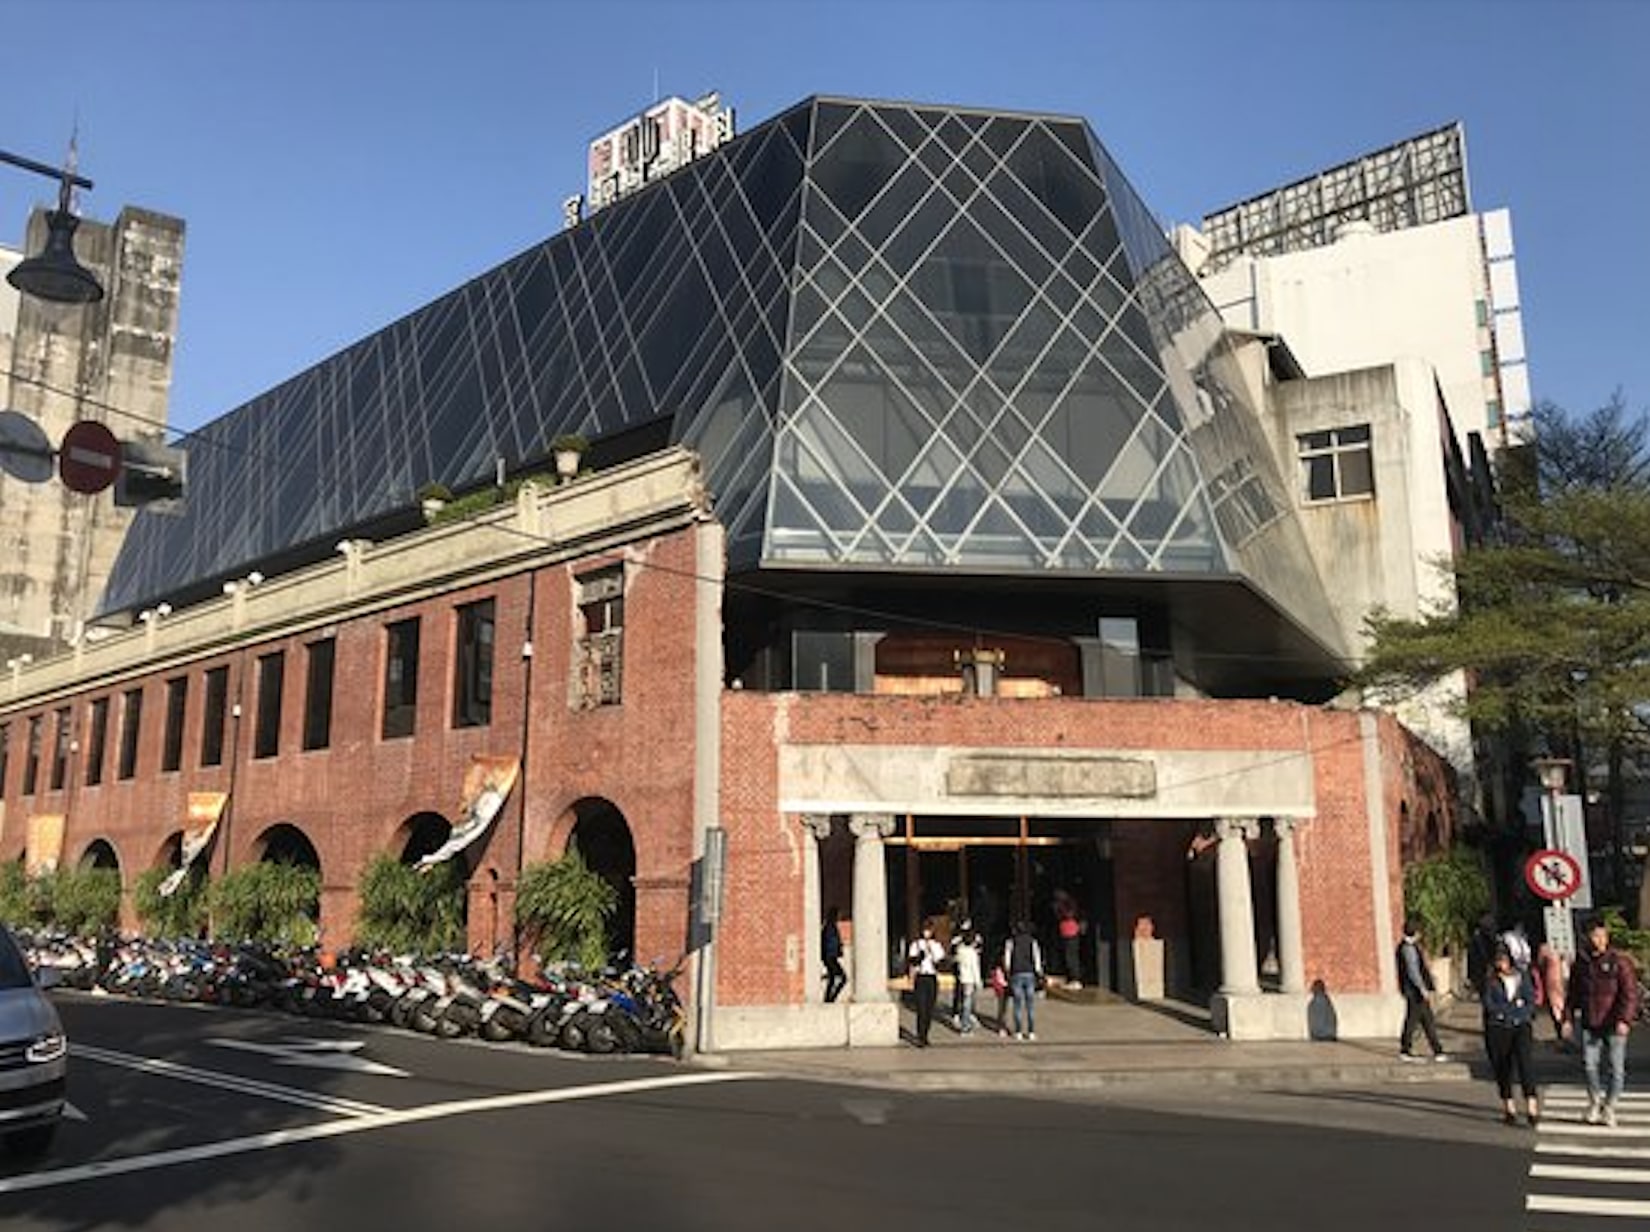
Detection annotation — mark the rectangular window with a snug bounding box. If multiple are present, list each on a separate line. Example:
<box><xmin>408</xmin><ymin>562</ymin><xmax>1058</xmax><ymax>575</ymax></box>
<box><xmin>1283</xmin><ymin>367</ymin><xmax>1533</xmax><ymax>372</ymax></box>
<box><xmin>383</xmin><ymin>618</ymin><xmax>421</xmax><ymax>739</ymax></box>
<box><xmin>254</xmin><ymin>652</ymin><xmax>285</xmax><ymax>759</ymax></box>
<box><xmin>162</xmin><ymin>676</ymin><xmax>188</xmax><ymax>772</ymax></box>
<box><xmin>118</xmin><ymin>689</ymin><xmax>143</xmax><ymax>780</ymax></box>
<box><xmin>303</xmin><ymin>637</ymin><xmax>336</xmax><ymax>751</ymax></box>
<box><xmin>793</xmin><ymin>630</ymin><xmax>855</xmax><ymax>692</ymax></box>
<box><xmin>1099</xmin><ymin>617</ymin><xmax>1142</xmax><ymax>699</ymax></box>
<box><xmin>0</xmin><ymin>722</ymin><xmax>9</xmax><ymax>796</ymax></box>
<box><xmin>453</xmin><ymin>600</ymin><xmax>495</xmax><ymax>728</ymax></box>
<box><xmin>86</xmin><ymin>698</ymin><xmax>109</xmax><ymax>787</ymax></box>
<box><xmin>201</xmin><ymin>667</ymin><xmax>229</xmax><ymax>767</ymax></box>
<box><xmin>1298</xmin><ymin>425</ymin><xmax>1374</xmax><ymax>502</ymax></box>
<box><xmin>574</xmin><ymin>569</ymin><xmax>624</xmax><ymax>708</ymax></box>
<box><xmin>23</xmin><ymin>716</ymin><xmax>41</xmax><ymax>795</ymax></box>
<box><xmin>49</xmin><ymin>707</ymin><xmax>70</xmax><ymax>791</ymax></box>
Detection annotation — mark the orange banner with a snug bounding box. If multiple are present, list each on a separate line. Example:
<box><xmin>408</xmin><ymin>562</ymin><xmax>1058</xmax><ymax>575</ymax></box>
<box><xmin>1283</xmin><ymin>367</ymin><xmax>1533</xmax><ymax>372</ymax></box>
<box><xmin>159</xmin><ymin>792</ymin><xmax>229</xmax><ymax>897</ymax></box>
<box><xmin>25</xmin><ymin>814</ymin><xmax>65</xmax><ymax>878</ymax></box>
<box><xmin>414</xmin><ymin>756</ymin><xmax>520</xmax><ymax>870</ymax></box>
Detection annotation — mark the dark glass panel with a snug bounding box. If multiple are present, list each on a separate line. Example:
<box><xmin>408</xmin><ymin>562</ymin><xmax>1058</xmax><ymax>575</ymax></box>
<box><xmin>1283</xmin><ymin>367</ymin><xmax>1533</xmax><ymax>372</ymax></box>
<box><xmin>1008</xmin><ymin>124</ymin><xmax>1108</xmax><ymax>238</ymax></box>
<box><xmin>876</xmin><ymin>107</ymin><xmax>927</xmax><ymax>154</ymax></box>
<box><xmin>162</xmin><ymin>677</ymin><xmax>187</xmax><ymax>773</ymax></box>
<box><xmin>810</xmin><ymin>101</ymin><xmax>857</xmax><ymax>158</ymax></box>
<box><xmin>201</xmin><ymin>667</ymin><xmax>228</xmax><ymax>768</ymax></box>
<box><xmin>855</xmin><ymin>164</ymin><xmax>932</xmax><ymax>252</ymax></box>
<box><xmin>880</xmin><ymin>193</ymin><xmax>954</xmax><ymax>277</ymax></box>
<box><xmin>304</xmin><ymin>638</ymin><xmax>336</xmax><ymax>751</ymax></box>
<box><xmin>810</xmin><ymin>107</ymin><xmax>906</xmax><ymax>222</ymax></box>
<box><xmin>254</xmin><ymin>652</ymin><xmax>284</xmax><ymax>760</ymax></box>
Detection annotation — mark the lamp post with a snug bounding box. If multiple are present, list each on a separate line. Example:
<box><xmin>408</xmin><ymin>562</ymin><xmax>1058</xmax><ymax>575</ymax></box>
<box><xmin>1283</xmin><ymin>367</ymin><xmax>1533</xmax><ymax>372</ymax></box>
<box><xmin>1531</xmin><ymin>757</ymin><xmax>1572</xmax><ymax>849</ymax></box>
<box><xmin>0</xmin><ymin>146</ymin><xmax>103</xmax><ymax>305</ymax></box>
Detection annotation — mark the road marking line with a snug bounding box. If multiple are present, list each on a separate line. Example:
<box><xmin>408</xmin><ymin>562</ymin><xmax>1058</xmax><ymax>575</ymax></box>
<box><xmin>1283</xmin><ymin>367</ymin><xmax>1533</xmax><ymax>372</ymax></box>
<box><xmin>0</xmin><ymin>1070</ymin><xmax>758</xmax><ymax>1195</ymax></box>
<box><xmin>1537</xmin><ymin>1142</ymin><xmax>1650</xmax><ymax>1159</ymax></box>
<box><xmin>1531</xmin><ymin>1162</ymin><xmax>1650</xmax><ymax>1184</ymax></box>
<box><xmin>73</xmin><ymin>1043</ymin><xmax>388</xmax><ymax>1118</ymax></box>
<box><xmin>1527</xmin><ymin>1193</ymin><xmax>1650</xmax><ymax>1217</ymax></box>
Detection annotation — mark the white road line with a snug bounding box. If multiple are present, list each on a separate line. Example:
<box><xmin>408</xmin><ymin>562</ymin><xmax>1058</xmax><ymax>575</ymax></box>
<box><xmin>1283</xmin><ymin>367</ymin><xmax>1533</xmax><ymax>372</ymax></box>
<box><xmin>0</xmin><ymin>1070</ymin><xmax>758</xmax><ymax>1195</ymax></box>
<box><xmin>73</xmin><ymin>1043</ymin><xmax>388</xmax><ymax>1118</ymax></box>
<box><xmin>1537</xmin><ymin>1142</ymin><xmax>1650</xmax><ymax>1160</ymax></box>
<box><xmin>1530</xmin><ymin>1162</ymin><xmax>1650</xmax><ymax>1184</ymax></box>
<box><xmin>1527</xmin><ymin>1193</ymin><xmax>1650</xmax><ymax>1217</ymax></box>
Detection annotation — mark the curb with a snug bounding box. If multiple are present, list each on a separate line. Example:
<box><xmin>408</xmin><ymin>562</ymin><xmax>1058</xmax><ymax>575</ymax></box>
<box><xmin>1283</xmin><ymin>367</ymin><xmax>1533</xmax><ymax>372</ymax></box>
<box><xmin>687</xmin><ymin>1057</ymin><xmax>1475</xmax><ymax>1094</ymax></box>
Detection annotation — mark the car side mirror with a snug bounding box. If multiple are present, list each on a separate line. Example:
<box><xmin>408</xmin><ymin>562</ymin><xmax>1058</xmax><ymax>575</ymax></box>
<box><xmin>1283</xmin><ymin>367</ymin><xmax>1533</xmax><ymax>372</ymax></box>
<box><xmin>35</xmin><ymin>966</ymin><xmax>62</xmax><ymax>990</ymax></box>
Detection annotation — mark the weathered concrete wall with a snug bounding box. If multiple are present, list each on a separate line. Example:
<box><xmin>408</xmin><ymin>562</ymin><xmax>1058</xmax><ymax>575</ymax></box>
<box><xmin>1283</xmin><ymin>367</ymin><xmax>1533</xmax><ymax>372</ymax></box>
<box><xmin>0</xmin><ymin>206</ymin><xmax>184</xmax><ymax>659</ymax></box>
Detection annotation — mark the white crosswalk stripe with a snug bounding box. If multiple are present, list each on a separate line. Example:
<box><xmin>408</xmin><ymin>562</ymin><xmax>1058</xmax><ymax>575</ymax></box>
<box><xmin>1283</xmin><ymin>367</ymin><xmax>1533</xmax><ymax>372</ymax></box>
<box><xmin>1527</xmin><ymin>1084</ymin><xmax>1650</xmax><ymax>1224</ymax></box>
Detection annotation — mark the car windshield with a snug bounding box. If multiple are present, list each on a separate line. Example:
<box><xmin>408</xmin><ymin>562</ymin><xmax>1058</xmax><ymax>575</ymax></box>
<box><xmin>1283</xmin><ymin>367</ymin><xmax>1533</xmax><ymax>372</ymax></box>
<box><xmin>0</xmin><ymin>928</ymin><xmax>34</xmax><ymax>990</ymax></box>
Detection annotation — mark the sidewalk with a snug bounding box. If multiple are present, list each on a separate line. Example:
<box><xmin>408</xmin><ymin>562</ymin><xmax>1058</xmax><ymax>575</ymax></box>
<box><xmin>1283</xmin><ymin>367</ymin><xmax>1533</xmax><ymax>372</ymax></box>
<box><xmin>694</xmin><ymin>992</ymin><xmax>1643</xmax><ymax>1096</ymax></box>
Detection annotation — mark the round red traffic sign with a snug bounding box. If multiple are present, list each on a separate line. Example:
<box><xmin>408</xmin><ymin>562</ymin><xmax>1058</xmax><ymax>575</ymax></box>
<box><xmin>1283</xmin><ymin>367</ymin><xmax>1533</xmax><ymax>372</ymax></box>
<box><xmin>1524</xmin><ymin>848</ymin><xmax>1583</xmax><ymax>902</ymax></box>
<box><xmin>58</xmin><ymin>420</ymin><xmax>122</xmax><ymax>495</ymax></box>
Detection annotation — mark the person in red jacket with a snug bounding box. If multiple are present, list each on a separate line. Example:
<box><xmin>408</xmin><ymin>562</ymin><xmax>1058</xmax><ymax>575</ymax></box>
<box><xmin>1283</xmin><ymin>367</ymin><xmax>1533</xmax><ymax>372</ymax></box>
<box><xmin>1563</xmin><ymin>916</ymin><xmax>1642</xmax><ymax>1127</ymax></box>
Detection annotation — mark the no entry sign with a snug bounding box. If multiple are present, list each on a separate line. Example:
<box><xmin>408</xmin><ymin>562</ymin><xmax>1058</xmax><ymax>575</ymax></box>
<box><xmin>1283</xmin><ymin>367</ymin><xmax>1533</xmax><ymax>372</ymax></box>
<box><xmin>1524</xmin><ymin>848</ymin><xmax>1584</xmax><ymax>902</ymax></box>
<box><xmin>58</xmin><ymin>420</ymin><xmax>122</xmax><ymax>495</ymax></box>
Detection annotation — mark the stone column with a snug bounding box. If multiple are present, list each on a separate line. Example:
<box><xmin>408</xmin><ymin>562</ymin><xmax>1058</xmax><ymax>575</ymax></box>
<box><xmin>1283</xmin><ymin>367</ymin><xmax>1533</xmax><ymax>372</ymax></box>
<box><xmin>801</xmin><ymin>814</ymin><xmax>833</xmax><ymax>1004</ymax></box>
<box><xmin>1215</xmin><ymin>817</ymin><xmax>1261</xmax><ymax>996</ymax></box>
<box><xmin>1274</xmin><ymin>817</ymin><xmax>1308</xmax><ymax>995</ymax></box>
<box><xmin>848</xmin><ymin>813</ymin><xmax>896</xmax><ymax>1003</ymax></box>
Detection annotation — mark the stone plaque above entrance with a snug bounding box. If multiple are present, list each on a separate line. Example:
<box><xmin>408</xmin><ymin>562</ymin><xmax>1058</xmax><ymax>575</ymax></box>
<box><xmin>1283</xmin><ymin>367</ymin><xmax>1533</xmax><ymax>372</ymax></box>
<box><xmin>945</xmin><ymin>754</ymin><xmax>1157</xmax><ymax>799</ymax></box>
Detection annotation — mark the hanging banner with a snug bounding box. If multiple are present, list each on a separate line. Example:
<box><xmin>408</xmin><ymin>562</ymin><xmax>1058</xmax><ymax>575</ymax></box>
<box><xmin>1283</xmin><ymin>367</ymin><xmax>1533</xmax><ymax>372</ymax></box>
<box><xmin>158</xmin><ymin>792</ymin><xmax>228</xmax><ymax>897</ymax></box>
<box><xmin>24</xmin><ymin>815</ymin><xmax>65</xmax><ymax>878</ymax></box>
<box><xmin>415</xmin><ymin>756</ymin><xmax>520</xmax><ymax>871</ymax></box>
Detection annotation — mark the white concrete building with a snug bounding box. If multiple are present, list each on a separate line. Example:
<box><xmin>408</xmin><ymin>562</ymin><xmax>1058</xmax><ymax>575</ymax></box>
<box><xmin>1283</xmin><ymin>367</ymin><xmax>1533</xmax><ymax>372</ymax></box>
<box><xmin>1172</xmin><ymin>123</ymin><xmax>1528</xmax><ymax>800</ymax></box>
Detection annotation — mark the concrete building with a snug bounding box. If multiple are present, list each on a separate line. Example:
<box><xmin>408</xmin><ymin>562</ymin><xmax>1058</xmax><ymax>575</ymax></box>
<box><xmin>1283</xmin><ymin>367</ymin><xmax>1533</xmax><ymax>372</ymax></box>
<box><xmin>0</xmin><ymin>97</ymin><xmax>1476</xmax><ymax>1045</ymax></box>
<box><xmin>1172</xmin><ymin>124</ymin><xmax>1525</xmax><ymax>800</ymax></box>
<box><xmin>0</xmin><ymin>204</ymin><xmax>186</xmax><ymax>663</ymax></box>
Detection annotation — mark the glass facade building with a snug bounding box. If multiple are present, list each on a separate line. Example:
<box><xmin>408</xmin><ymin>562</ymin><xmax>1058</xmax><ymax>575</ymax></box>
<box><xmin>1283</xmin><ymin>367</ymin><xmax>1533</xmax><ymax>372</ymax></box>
<box><xmin>104</xmin><ymin>97</ymin><xmax>1345</xmax><ymax>691</ymax></box>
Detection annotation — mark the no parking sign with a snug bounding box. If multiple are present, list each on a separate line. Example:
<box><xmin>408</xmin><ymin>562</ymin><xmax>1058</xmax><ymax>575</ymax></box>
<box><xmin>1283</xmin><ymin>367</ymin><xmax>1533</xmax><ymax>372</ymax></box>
<box><xmin>1524</xmin><ymin>848</ymin><xmax>1583</xmax><ymax>902</ymax></box>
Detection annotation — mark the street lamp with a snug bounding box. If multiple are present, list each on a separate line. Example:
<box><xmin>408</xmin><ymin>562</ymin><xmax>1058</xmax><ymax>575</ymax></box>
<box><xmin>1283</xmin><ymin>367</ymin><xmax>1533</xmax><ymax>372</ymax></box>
<box><xmin>1531</xmin><ymin>756</ymin><xmax>1572</xmax><ymax>848</ymax></box>
<box><xmin>0</xmin><ymin>147</ymin><xmax>103</xmax><ymax>305</ymax></box>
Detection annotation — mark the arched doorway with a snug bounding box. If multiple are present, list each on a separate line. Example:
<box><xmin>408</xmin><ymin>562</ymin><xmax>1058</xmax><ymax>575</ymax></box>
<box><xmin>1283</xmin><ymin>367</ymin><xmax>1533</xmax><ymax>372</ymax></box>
<box><xmin>80</xmin><ymin>839</ymin><xmax>120</xmax><ymax>871</ymax></box>
<box><xmin>397</xmin><ymin>812</ymin><xmax>453</xmax><ymax>865</ymax></box>
<box><xmin>568</xmin><ymin>800</ymin><xmax>636</xmax><ymax>962</ymax></box>
<box><xmin>257</xmin><ymin>823</ymin><xmax>321</xmax><ymax>869</ymax></box>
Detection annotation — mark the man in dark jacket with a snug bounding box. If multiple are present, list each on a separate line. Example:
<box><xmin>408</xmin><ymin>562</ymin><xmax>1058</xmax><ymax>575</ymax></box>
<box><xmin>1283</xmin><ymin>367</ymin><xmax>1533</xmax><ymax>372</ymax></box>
<box><xmin>1396</xmin><ymin>918</ymin><xmax>1448</xmax><ymax>1061</ymax></box>
<box><xmin>1564</xmin><ymin>916</ymin><xmax>1642</xmax><ymax>1127</ymax></box>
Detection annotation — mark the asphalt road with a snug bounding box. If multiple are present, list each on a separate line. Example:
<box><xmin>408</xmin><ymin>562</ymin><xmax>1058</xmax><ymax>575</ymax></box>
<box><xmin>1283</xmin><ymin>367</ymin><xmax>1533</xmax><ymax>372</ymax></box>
<box><xmin>0</xmin><ymin>995</ymin><xmax>1552</xmax><ymax>1230</ymax></box>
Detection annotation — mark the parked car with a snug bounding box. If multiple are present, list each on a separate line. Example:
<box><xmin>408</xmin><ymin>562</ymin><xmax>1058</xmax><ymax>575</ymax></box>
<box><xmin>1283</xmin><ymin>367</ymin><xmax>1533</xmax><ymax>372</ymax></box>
<box><xmin>0</xmin><ymin>924</ymin><xmax>67</xmax><ymax>1156</ymax></box>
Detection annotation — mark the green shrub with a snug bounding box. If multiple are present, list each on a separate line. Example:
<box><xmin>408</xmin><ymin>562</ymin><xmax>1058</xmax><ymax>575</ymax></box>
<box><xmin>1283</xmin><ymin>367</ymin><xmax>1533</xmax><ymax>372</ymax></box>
<box><xmin>1403</xmin><ymin>845</ymin><xmax>1492</xmax><ymax>956</ymax></box>
<box><xmin>134</xmin><ymin>865</ymin><xmax>210</xmax><ymax>938</ymax></box>
<box><xmin>355</xmin><ymin>854</ymin><xmax>467</xmax><ymax>955</ymax></box>
<box><xmin>49</xmin><ymin>867</ymin><xmax>122</xmax><ymax>935</ymax></box>
<box><xmin>515</xmin><ymin>846</ymin><xmax>617</xmax><ymax>970</ymax></box>
<box><xmin>209</xmin><ymin>862</ymin><xmax>320</xmax><ymax>946</ymax></box>
<box><xmin>1599</xmin><ymin>907</ymin><xmax>1650</xmax><ymax>971</ymax></box>
<box><xmin>0</xmin><ymin>862</ymin><xmax>29</xmax><ymax>928</ymax></box>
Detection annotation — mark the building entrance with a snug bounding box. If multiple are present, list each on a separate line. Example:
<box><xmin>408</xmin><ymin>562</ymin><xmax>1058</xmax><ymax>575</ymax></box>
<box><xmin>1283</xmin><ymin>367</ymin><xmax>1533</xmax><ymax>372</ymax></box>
<box><xmin>886</xmin><ymin>816</ymin><xmax>1117</xmax><ymax>992</ymax></box>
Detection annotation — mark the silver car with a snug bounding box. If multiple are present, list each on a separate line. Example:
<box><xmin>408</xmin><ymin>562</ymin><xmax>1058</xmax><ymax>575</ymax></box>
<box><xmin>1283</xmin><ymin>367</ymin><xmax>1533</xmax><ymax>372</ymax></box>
<box><xmin>0</xmin><ymin>924</ymin><xmax>66</xmax><ymax>1156</ymax></box>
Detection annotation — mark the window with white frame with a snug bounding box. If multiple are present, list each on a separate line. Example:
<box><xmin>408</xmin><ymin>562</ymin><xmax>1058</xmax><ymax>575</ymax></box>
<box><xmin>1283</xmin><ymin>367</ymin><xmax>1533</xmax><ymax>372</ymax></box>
<box><xmin>1297</xmin><ymin>425</ymin><xmax>1374</xmax><ymax>502</ymax></box>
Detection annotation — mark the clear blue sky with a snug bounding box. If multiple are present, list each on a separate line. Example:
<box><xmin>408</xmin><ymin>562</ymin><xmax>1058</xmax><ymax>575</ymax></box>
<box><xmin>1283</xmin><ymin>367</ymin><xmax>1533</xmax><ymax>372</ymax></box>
<box><xmin>3</xmin><ymin>0</ymin><xmax>1644</xmax><ymax>437</ymax></box>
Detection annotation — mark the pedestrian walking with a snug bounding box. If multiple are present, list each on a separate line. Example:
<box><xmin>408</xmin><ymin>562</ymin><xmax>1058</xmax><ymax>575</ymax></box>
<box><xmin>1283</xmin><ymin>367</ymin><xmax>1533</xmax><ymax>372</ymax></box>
<box><xmin>821</xmin><ymin>905</ymin><xmax>847</xmax><ymax>1004</ymax></box>
<box><xmin>990</xmin><ymin>960</ymin><xmax>1010</xmax><ymax>1037</ymax></box>
<box><xmin>1466</xmin><ymin>912</ymin><xmax>1498</xmax><ymax>999</ymax></box>
<box><xmin>952</xmin><ymin>925</ymin><xmax>983</xmax><ymax>1034</ymax></box>
<box><xmin>1537</xmin><ymin>941</ymin><xmax>1569</xmax><ymax>1046</ymax></box>
<box><xmin>1563</xmin><ymin>915</ymin><xmax>1641</xmax><ymax>1127</ymax></box>
<box><xmin>908</xmin><ymin>923</ymin><xmax>945</xmax><ymax>1047</ymax></box>
<box><xmin>949</xmin><ymin>916</ymin><xmax>975</xmax><ymax>1026</ymax></box>
<box><xmin>1057</xmin><ymin>901</ymin><xmax>1083</xmax><ymax>989</ymax></box>
<box><xmin>1001</xmin><ymin>919</ymin><xmax>1044</xmax><ymax>1041</ymax></box>
<box><xmin>1483</xmin><ymin>944</ymin><xmax>1541</xmax><ymax>1126</ymax></box>
<box><xmin>1396</xmin><ymin>917</ymin><xmax>1449</xmax><ymax>1062</ymax></box>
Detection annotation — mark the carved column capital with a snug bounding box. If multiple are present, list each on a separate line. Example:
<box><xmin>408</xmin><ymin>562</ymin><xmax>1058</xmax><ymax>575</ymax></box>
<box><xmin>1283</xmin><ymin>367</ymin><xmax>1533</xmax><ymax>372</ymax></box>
<box><xmin>801</xmin><ymin>813</ymin><xmax>834</xmax><ymax>842</ymax></box>
<box><xmin>849</xmin><ymin>813</ymin><xmax>896</xmax><ymax>840</ymax></box>
<box><xmin>1272</xmin><ymin>816</ymin><xmax>1309</xmax><ymax>840</ymax></box>
<box><xmin>1214</xmin><ymin>817</ymin><xmax>1260</xmax><ymax>842</ymax></box>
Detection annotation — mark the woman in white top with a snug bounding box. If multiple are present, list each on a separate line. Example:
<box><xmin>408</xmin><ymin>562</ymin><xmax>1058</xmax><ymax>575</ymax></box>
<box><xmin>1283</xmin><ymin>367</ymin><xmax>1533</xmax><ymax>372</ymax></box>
<box><xmin>908</xmin><ymin>923</ymin><xmax>945</xmax><ymax>1047</ymax></box>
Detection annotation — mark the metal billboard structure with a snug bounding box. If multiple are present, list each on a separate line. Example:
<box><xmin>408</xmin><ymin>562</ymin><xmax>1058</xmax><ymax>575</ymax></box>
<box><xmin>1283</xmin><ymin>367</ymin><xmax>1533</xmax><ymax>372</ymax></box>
<box><xmin>1200</xmin><ymin>123</ymin><xmax>1470</xmax><ymax>272</ymax></box>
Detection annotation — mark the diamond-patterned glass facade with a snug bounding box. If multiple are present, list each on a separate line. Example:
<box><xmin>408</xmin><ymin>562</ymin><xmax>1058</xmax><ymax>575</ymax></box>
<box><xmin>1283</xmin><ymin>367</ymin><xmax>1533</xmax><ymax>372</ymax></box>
<box><xmin>103</xmin><ymin>97</ymin><xmax>1340</xmax><ymax>659</ymax></box>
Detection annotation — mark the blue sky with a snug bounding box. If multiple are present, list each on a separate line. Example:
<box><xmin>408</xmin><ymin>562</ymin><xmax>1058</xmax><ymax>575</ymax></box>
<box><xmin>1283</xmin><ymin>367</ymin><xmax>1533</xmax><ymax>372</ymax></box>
<box><xmin>3</xmin><ymin>0</ymin><xmax>1644</xmax><ymax>437</ymax></box>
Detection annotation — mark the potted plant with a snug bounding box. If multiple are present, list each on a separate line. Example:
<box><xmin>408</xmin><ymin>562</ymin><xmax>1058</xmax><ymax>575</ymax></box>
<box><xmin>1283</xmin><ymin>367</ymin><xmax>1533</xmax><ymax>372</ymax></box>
<box><xmin>416</xmin><ymin>482</ymin><xmax>453</xmax><ymax>522</ymax></box>
<box><xmin>550</xmin><ymin>434</ymin><xmax>589</xmax><ymax>482</ymax></box>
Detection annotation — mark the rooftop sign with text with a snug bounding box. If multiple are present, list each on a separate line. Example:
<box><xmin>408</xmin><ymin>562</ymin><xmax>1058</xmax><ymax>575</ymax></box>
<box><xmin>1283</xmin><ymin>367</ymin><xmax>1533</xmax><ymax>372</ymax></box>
<box><xmin>563</xmin><ymin>92</ymin><xmax>735</xmax><ymax>228</ymax></box>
